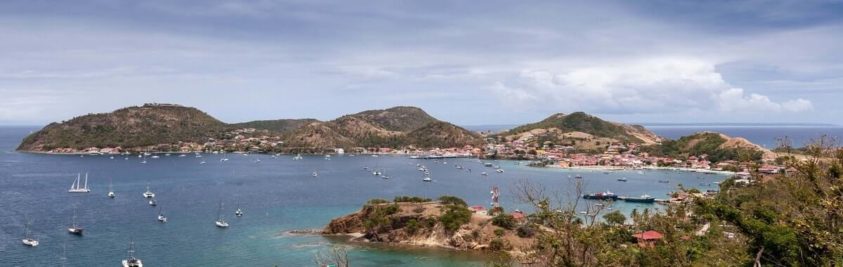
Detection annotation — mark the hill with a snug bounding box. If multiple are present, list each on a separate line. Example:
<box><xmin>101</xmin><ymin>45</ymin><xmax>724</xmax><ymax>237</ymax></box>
<box><xmin>642</xmin><ymin>131</ymin><xmax>772</xmax><ymax>162</ymax></box>
<box><xmin>230</xmin><ymin>118</ymin><xmax>318</xmax><ymax>134</ymax></box>
<box><xmin>18</xmin><ymin>104</ymin><xmax>484</xmax><ymax>153</ymax></box>
<box><xmin>17</xmin><ymin>104</ymin><xmax>226</xmax><ymax>151</ymax></box>
<box><xmin>495</xmin><ymin>112</ymin><xmax>661</xmax><ymax>152</ymax></box>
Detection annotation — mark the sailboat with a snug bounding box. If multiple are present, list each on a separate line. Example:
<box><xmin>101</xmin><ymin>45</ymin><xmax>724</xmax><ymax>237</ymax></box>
<box><xmin>21</xmin><ymin>219</ymin><xmax>38</xmax><ymax>247</ymax></box>
<box><xmin>157</xmin><ymin>206</ymin><xmax>167</xmax><ymax>223</ymax></box>
<box><xmin>68</xmin><ymin>173</ymin><xmax>91</xmax><ymax>193</ymax></box>
<box><xmin>68</xmin><ymin>208</ymin><xmax>83</xmax><ymax>235</ymax></box>
<box><xmin>108</xmin><ymin>178</ymin><xmax>116</xmax><ymax>198</ymax></box>
<box><xmin>215</xmin><ymin>201</ymin><xmax>229</xmax><ymax>228</ymax></box>
<box><xmin>121</xmin><ymin>242</ymin><xmax>143</xmax><ymax>267</ymax></box>
<box><xmin>234</xmin><ymin>202</ymin><xmax>243</xmax><ymax>217</ymax></box>
<box><xmin>312</xmin><ymin>171</ymin><xmax>318</xmax><ymax>177</ymax></box>
<box><xmin>148</xmin><ymin>198</ymin><xmax>157</xmax><ymax>207</ymax></box>
<box><xmin>142</xmin><ymin>184</ymin><xmax>155</xmax><ymax>198</ymax></box>
<box><xmin>293</xmin><ymin>154</ymin><xmax>303</xmax><ymax>160</ymax></box>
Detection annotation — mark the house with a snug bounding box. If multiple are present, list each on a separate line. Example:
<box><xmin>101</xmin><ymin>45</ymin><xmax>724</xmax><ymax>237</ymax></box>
<box><xmin>634</xmin><ymin>230</ymin><xmax>664</xmax><ymax>247</ymax></box>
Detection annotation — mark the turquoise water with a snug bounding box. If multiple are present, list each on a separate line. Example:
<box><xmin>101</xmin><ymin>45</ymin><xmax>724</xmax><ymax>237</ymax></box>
<box><xmin>0</xmin><ymin>127</ymin><xmax>725</xmax><ymax>266</ymax></box>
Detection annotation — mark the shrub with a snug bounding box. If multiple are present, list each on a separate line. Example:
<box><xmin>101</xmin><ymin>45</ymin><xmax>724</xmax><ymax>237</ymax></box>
<box><xmin>603</xmin><ymin>210</ymin><xmax>626</xmax><ymax>226</ymax></box>
<box><xmin>492</xmin><ymin>214</ymin><xmax>517</xmax><ymax>230</ymax></box>
<box><xmin>367</xmin><ymin>198</ymin><xmax>389</xmax><ymax>205</ymax></box>
<box><xmin>494</xmin><ymin>228</ymin><xmax>505</xmax><ymax>237</ymax></box>
<box><xmin>489</xmin><ymin>238</ymin><xmax>510</xmax><ymax>251</ymax></box>
<box><xmin>440</xmin><ymin>204</ymin><xmax>472</xmax><ymax>232</ymax></box>
<box><xmin>438</xmin><ymin>195</ymin><xmax>467</xmax><ymax>206</ymax></box>
<box><xmin>516</xmin><ymin>224</ymin><xmax>535</xmax><ymax>238</ymax></box>
<box><xmin>405</xmin><ymin>219</ymin><xmax>420</xmax><ymax>235</ymax></box>
<box><xmin>394</xmin><ymin>196</ymin><xmax>432</xmax><ymax>203</ymax></box>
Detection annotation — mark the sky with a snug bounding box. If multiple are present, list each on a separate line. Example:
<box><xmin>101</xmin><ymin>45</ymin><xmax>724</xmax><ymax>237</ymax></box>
<box><xmin>1</xmin><ymin>0</ymin><xmax>842</xmax><ymax>126</ymax></box>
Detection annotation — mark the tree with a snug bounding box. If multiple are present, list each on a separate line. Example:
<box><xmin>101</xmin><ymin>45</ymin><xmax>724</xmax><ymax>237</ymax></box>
<box><xmin>603</xmin><ymin>210</ymin><xmax>626</xmax><ymax>226</ymax></box>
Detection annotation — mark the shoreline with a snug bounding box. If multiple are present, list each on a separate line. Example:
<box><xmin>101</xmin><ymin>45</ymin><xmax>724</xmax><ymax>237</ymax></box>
<box><xmin>540</xmin><ymin>164</ymin><xmax>735</xmax><ymax>175</ymax></box>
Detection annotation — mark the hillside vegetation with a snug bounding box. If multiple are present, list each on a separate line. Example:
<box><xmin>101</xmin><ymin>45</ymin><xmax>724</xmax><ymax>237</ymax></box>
<box><xmin>17</xmin><ymin>104</ymin><xmax>483</xmax><ymax>152</ymax></box>
<box><xmin>642</xmin><ymin>132</ymin><xmax>768</xmax><ymax>162</ymax></box>
<box><xmin>17</xmin><ymin>104</ymin><xmax>226</xmax><ymax>151</ymax></box>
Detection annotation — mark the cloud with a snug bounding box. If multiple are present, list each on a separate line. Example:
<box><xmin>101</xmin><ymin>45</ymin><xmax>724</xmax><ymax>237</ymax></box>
<box><xmin>493</xmin><ymin>57</ymin><xmax>813</xmax><ymax>115</ymax></box>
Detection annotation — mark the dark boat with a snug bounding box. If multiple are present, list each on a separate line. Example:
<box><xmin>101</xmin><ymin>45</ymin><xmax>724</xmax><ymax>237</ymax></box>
<box><xmin>582</xmin><ymin>191</ymin><xmax>618</xmax><ymax>200</ymax></box>
<box><xmin>658</xmin><ymin>180</ymin><xmax>670</xmax><ymax>183</ymax></box>
<box><xmin>623</xmin><ymin>194</ymin><xmax>655</xmax><ymax>203</ymax></box>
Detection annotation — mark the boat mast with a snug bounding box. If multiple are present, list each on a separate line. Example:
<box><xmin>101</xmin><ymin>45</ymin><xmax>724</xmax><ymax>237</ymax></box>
<box><xmin>83</xmin><ymin>173</ymin><xmax>88</xmax><ymax>190</ymax></box>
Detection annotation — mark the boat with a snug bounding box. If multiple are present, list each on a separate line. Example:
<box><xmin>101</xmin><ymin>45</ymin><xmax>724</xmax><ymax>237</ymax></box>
<box><xmin>235</xmin><ymin>202</ymin><xmax>243</xmax><ymax>217</ymax></box>
<box><xmin>200</xmin><ymin>160</ymin><xmax>206</xmax><ymax>164</ymax></box>
<box><xmin>617</xmin><ymin>177</ymin><xmax>628</xmax><ymax>182</ymax></box>
<box><xmin>481</xmin><ymin>172</ymin><xmax>488</xmax><ymax>176</ymax></box>
<box><xmin>312</xmin><ymin>171</ymin><xmax>318</xmax><ymax>177</ymax></box>
<box><xmin>121</xmin><ymin>242</ymin><xmax>143</xmax><ymax>267</ymax></box>
<box><xmin>658</xmin><ymin>180</ymin><xmax>670</xmax><ymax>184</ymax></box>
<box><xmin>21</xmin><ymin>219</ymin><xmax>38</xmax><ymax>247</ymax></box>
<box><xmin>496</xmin><ymin>169</ymin><xmax>504</xmax><ymax>173</ymax></box>
<box><xmin>582</xmin><ymin>191</ymin><xmax>618</xmax><ymax>200</ymax></box>
<box><xmin>574</xmin><ymin>175</ymin><xmax>583</xmax><ymax>179</ymax></box>
<box><xmin>293</xmin><ymin>154</ymin><xmax>303</xmax><ymax>160</ymax></box>
<box><xmin>142</xmin><ymin>184</ymin><xmax>155</xmax><ymax>198</ymax></box>
<box><xmin>372</xmin><ymin>170</ymin><xmax>382</xmax><ymax>176</ymax></box>
<box><xmin>108</xmin><ymin>178</ymin><xmax>116</xmax><ymax>198</ymax></box>
<box><xmin>324</xmin><ymin>154</ymin><xmax>331</xmax><ymax>160</ymax></box>
<box><xmin>68</xmin><ymin>173</ymin><xmax>91</xmax><ymax>193</ymax></box>
<box><xmin>68</xmin><ymin>208</ymin><xmax>83</xmax><ymax>235</ymax></box>
<box><xmin>157</xmin><ymin>207</ymin><xmax>167</xmax><ymax>223</ymax></box>
<box><xmin>623</xmin><ymin>194</ymin><xmax>656</xmax><ymax>203</ymax></box>
<box><xmin>483</xmin><ymin>162</ymin><xmax>493</xmax><ymax>167</ymax></box>
<box><xmin>423</xmin><ymin>177</ymin><xmax>432</xmax><ymax>182</ymax></box>
<box><xmin>148</xmin><ymin>199</ymin><xmax>156</xmax><ymax>207</ymax></box>
<box><xmin>215</xmin><ymin>201</ymin><xmax>229</xmax><ymax>228</ymax></box>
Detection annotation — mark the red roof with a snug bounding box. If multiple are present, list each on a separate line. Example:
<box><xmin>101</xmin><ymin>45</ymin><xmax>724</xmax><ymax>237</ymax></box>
<box><xmin>470</xmin><ymin>205</ymin><xmax>486</xmax><ymax>211</ymax></box>
<box><xmin>634</xmin><ymin>231</ymin><xmax>664</xmax><ymax>240</ymax></box>
<box><xmin>511</xmin><ymin>211</ymin><xmax>526</xmax><ymax>220</ymax></box>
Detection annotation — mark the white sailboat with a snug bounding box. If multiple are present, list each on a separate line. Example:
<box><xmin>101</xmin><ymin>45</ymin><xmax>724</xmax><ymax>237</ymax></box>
<box><xmin>67</xmin><ymin>208</ymin><xmax>83</xmax><ymax>235</ymax></box>
<box><xmin>215</xmin><ymin>201</ymin><xmax>229</xmax><ymax>228</ymax></box>
<box><xmin>108</xmin><ymin>178</ymin><xmax>116</xmax><ymax>198</ymax></box>
<box><xmin>423</xmin><ymin>176</ymin><xmax>432</xmax><ymax>182</ymax></box>
<box><xmin>142</xmin><ymin>184</ymin><xmax>155</xmax><ymax>198</ymax></box>
<box><xmin>21</xmin><ymin>219</ymin><xmax>38</xmax><ymax>247</ymax></box>
<box><xmin>121</xmin><ymin>242</ymin><xmax>143</xmax><ymax>267</ymax></box>
<box><xmin>68</xmin><ymin>173</ymin><xmax>91</xmax><ymax>193</ymax></box>
<box><xmin>157</xmin><ymin>206</ymin><xmax>167</xmax><ymax>223</ymax></box>
<box><xmin>235</xmin><ymin>202</ymin><xmax>243</xmax><ymax>217</ymax></box>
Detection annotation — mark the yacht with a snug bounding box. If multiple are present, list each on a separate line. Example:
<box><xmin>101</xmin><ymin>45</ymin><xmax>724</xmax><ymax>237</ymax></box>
<box><xmin>68</xmin><ymin>208</ymin><xmax>83</xmax><ymax>235</ymax></box>
<box><xmin>21</xmin><ymin>220</ymin><xmax>38</xmax><ymax>247</ymax></box>
<box><xmin>68</xmin><ymin>173</ymin><xmax>91</xmax><ymax>193</ymax></box>
<box><xmin>617</xmin><ymin>177</ymin><xmax>628</xmax><ymax>182</ymax></box>
<box><xmin>496</xmin><ymin>169</ymin><xmax>504</xmax><ymax>173</ymax></box>
<box><xmin>235</xmin><ymin>202</ymin><xmax>243</xmax><ymax>217</ymax></box>
<box><xmin>423</xmin><ymin>177</ymin><xmax>432</xmax><ymax>182</ymax></box>
<box><xmin>148</xmin><ymin>199</ymin><xmax>157</xmax><ymax>207</ymax></box>
<box><xmin>108</xmin><ymin>178</ymin><xmax>116</xmax><ymax>198</ymax></box>
<box><xmin>215</xmin><ymin>201</ymin><xmax>229</xmax><ymax>228</ymax></box>
<box><xmin>200</xmin><ymin>160</ymin><xmax>206</xmax><ymax>164</ymax></box>
<box><xmin>312</xmin><ymin>171</ymin><xmax>318</xmax><ymax>177</ymax></box>
<box><xmin>481</xmin><ymin>172</ymin><xmax>488</xmax><ymax>176</ymax></box>
<box><xmin>142</xmin><ymin>184</ymin><xmax>155</xmax><ymax>198</ymax></box>
<box><xmin>157</xmin><ymin>207</ymin><xmax>167</xmax><ymax>223</ymax></box>
<box><xmin>121</xmin><ymin>242</ymin><xmax>143</xmax><ymax>267</ymax></box>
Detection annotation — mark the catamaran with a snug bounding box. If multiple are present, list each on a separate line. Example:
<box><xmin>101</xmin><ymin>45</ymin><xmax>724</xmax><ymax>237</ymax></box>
<box><xmin>21</xmin><ymin>219</ymin><xmax>38</xmax><ymax>247</ymax></box>
<box><xmin>68</xmin><ymin>173</ymin><xmax>91</xmax><ymax>193</ymax></box>
<box><xmin>108</xmin><ymin>178</ymin><xmax>116</xmax><ymax>198</ymax></box>
<box><xmin>215</xmin><ymin>201</ymin><xmax>229</xmax><ymax>228</ymax></box>
<box><xmin>142</xmin><ymin>184</ymin><xmax>155</xmax><ymax>198</ymax></box>
<box><xmin>68</xmin><ymin>208</ymin><xmax>83</xmax><ymax>235</ymax></box>
<box><xmin>121</xmin><ymin>242</ymin><xmax>143</xmax><ymax>267</ymax></box>
<box><xmin>293</xmin><ymin>154</ymin><xmax>303</xmax><ymax>160</ymax></box>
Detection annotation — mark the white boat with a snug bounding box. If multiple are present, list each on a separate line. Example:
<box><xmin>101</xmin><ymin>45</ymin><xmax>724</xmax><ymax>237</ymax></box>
<box><xmin>312</xmin><ymin>171</ymin><xmax>318</xmax><ymax>177</ymax></box>
<box><xmin>235</xmin><ymin>202</ymin><xmax>243</xmax><ymax>217</ymax></box>
<box><xmin>21</xmin><ymin>219</ymin><xmax>38</xmax><ymax>247</ymax></box>
<box><xmin>148</xmin><ymin>199</ymin><xmax>156</xmax><ymax>207</ymax></box>
<box><xmin>140</xmin><ymin>160</ymin><xmax>147</xmax><ymax>164</ymax></box>
<box><xmin>157</xmin><ymin>207</ymin><xmax>167</xmax><ymax>223</ymax></box>
<box><xmin>293</xmin><ymin>154</ymin><xmax>303</xmax><ymax>160</ymax></box>
<box><xmin>324</xmin><ymin>154</ymin><xmax>331</xmax><ymax>160</ymax></box>
<box><xmin>496</xmin><ymin>169</ymin><xmax>504</xmax><ymax>173</ymax></box>
<box><xmin>150</xmin><ymin>155</ymin><xmax>160</xmax><ymax>159</ymax></box>
<box><xmin>481</xmin><ymin>172</ymin><xmax>488</xmax><ymax>176</ymax></box>
<box><xmin>121</xmin><ymin>242</ymin><xmax>143</xmax><ymax>267</ymax></box>
<box><xmin>423</xmin><ymin>177</ymin><xmax>432</xmax><ymax>182</ymax></box>
<box><xmin>68</xmin><ymin>208</ymin><xmax>83</xmax><ymax>235</ymax></box>
<box><xmin>617</xmin><ymin>177</ymin><xmax>628</xmax><ymax>182</ymax></box>
<box><xmin>142</xmin><ymin>185</ymin><xmax>155</xmax><ymax>198</ymax></box>
<box><xmin>108</xmin><ymin>178</ymin><xmax>116</xmax><ymax>198</ymax></box>
<box><xmin>215</xmin><ymin>201</ymin><xmax>229</xmax><ymax>228</ymax></box>
<box><xmin>68</xmin><ymin>173</ymin><xmax>91</xmax><ymax>193</ymax></box>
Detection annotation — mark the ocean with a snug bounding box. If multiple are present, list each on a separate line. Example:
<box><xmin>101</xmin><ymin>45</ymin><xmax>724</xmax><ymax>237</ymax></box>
<box><xmin>0</xmin><ymin>126</ymin><xmax>737</xmax><ymax>266</ymax></box>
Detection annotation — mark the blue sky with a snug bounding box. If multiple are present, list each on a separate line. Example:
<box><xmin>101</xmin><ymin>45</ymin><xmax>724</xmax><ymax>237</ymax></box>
<box><xmin>1</xmin><ymin>0</ymin><xmax>841</xmax><ymax>126</ymax></box>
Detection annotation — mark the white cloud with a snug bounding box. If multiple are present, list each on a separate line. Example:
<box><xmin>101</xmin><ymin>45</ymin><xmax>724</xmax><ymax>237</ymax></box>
<box><xmin>493</xmin><ymin>57</ymin><xmax>813</xmax><ymax>115</ymax></box>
